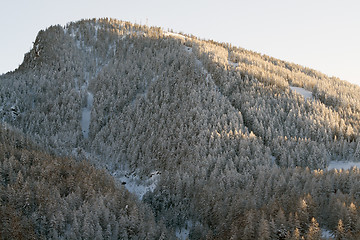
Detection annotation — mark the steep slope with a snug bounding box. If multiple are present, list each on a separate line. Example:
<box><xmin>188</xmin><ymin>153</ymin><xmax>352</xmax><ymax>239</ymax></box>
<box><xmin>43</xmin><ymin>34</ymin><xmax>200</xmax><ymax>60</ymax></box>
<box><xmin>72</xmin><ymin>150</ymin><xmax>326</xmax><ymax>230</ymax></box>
<box><xmin>1</xmin><ymin>18</ymin><xmax>360</xmax><ymax>239</ymax></box>
<box><xmin>0</xmin><ymin>123</ymin><xmax>170</xmax><ymax>239</ymax></box>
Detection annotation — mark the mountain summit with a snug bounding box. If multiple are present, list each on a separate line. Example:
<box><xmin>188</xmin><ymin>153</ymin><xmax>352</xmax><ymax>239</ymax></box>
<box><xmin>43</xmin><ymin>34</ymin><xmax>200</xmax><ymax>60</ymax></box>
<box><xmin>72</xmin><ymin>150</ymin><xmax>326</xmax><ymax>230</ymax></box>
<box><xmin>1</xmin><ymin>18</ymin><xmax>360</xmax><ymax>239</ymax></box>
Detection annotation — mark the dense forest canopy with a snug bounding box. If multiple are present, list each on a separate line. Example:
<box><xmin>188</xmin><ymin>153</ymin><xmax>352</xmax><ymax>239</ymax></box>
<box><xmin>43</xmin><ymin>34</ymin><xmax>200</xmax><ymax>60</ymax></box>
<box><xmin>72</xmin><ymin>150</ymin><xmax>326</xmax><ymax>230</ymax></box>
<box><xmin>1</xmin><ymin>18</ymin><xmax>360</xmax><ymax>239</ymax></box>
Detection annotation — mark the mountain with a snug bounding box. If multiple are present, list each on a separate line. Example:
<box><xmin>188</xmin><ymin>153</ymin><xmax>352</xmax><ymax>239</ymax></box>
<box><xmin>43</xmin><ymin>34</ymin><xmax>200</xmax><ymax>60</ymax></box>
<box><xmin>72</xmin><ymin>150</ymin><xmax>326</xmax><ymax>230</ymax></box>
<box><xmin>1</xmin><ymin>18</ymin><xmax>360</xmax><ymax>239</ymax></box>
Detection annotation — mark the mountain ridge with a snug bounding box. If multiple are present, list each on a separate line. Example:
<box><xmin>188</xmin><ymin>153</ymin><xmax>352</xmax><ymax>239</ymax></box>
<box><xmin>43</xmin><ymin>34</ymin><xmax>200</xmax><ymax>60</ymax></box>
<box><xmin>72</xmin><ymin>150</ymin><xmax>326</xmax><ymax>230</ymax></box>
<box><xmin>1</xmin><ymin>18</ymin><xmax>360</xmax><ymax>239</ymax></box>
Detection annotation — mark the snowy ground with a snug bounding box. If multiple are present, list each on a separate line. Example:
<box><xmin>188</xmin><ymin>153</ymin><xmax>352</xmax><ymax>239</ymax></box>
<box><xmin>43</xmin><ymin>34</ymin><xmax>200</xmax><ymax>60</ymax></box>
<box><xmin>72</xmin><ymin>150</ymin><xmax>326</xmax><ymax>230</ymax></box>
<box><xmin>111</xmin><ymin>169</ymin><xmax>160</xmax><ymax>200</ymax></box>
<box><xmin>290</xmin><ymin>86</ymin><xmax>313</xmax><ymax>100</ymax></box>
<box><xmin>321</xmin><ymin>228</ymin><xmax>334</xmax><ymax>239</ymax></box>
<box><xmin>164</xmin><ymin>31</ymin><xmax>186</xmax><ymax>40</ymax></box>
<box><xmin>175</xmin><ymin>221</ymin><xmax>193</xmax><ymax>240</ymax></box>
<box><xmin>228</xmin><ymin>60</ymin><xmax>239</xmax><ymax>68</ymax></box>
<box><xmin>184</xmin><ymin>46</ymin><xmax>192</xmax><ymax>53</ymax></box>
<box><xmin>328</xmin><ymin>161</ymin><xmax>360</xmax><ymax>170</ymax></box>
<box><xmin>80</xmin><ymin>92</ymin><xmax>93</xmax><ymax>139</ymax></box>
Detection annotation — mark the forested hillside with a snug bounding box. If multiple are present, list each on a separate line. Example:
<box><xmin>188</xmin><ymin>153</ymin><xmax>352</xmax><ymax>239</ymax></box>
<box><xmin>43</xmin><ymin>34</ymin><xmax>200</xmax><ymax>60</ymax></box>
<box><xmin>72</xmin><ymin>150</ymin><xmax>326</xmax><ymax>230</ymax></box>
<box><xmin>0</xmin><ymin>123</ymin><xmax>169</xmax><ymax>239</ymax></box>
<box><xmin>1</xmin><ymin>18</ymin><xmax>360</xmax><ymax>239</ymax></box>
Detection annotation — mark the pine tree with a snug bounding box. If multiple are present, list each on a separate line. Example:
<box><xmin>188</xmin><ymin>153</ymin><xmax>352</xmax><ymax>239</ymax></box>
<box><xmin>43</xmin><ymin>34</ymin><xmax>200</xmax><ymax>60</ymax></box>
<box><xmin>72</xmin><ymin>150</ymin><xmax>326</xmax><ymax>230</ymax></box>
<box><xmin>353</xmin><ymin>140</ymin><xmax>360</xmax><ymax>161</ymax></box>
<box><xmin>336</xmin><ymin>219</ymin><xmax>345</xmax><ymax>240</ymax></box>
<box><xmin>258</xmin><ymin>215</ymin><xmax>270</xmax><ymax>240</ymax></box>
<box><xmin>291</xmin><ymin>228</ymin><xmax>301</xmax><ymax>240</ymax></box>
<box><xmin>306</xmin><ymin>217</ymin><xmax>321</xmax><ymax>240</ymax></box>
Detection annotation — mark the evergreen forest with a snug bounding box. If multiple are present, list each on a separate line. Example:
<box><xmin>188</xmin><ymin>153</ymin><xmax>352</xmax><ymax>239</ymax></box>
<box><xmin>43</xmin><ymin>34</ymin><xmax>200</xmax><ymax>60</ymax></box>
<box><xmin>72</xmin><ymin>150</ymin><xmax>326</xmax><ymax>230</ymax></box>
<box><xmin>1</xmin><ymin>18</ymin><xmax>360</xmax><ymax>239</ymax></box>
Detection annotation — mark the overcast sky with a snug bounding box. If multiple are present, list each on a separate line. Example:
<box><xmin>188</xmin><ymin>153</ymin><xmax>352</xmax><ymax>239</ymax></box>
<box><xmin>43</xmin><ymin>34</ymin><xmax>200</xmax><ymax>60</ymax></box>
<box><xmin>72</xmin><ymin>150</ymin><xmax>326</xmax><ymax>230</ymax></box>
<box><xmin>1</xmin><ymin>0</ymin><xmax>359</xmax><ymax>86</ymax></box>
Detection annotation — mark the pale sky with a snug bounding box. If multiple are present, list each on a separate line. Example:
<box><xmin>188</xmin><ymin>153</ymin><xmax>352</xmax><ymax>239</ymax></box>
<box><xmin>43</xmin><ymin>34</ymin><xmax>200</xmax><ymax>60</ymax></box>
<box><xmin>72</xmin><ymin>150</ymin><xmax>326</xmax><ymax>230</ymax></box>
<box><xmin>1</xmin><ymin>0</ymin><xmax>359</xmax><ymax>86</ymax></box>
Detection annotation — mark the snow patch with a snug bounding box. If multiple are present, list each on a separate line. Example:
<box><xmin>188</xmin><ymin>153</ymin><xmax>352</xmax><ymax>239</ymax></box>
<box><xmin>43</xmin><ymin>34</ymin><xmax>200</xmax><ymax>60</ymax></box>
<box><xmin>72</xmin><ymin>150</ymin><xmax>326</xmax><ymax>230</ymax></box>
<box><xmin>112</xmin><ymin>170</ymin><xmax>160</xmax><ymax>200</ymax></box>
<box><xmin>228</xmin><ymin>60</ymin><xmax>239</xmax><ymax>68</ymax></box>
<box><xmin>80</xmin><ymin>92</ymin><xmax>93</xmax><ymax>139</ymax></box>
<box><xmin>176</xmin><ymin>221</ymin><xmax>193</xmax><ymax>240</ymax></box>
<box><xmin>321</xmin><ymin>228</ymin><xmax>334</xmax><ymax>239</ymax></box>
<box><xmin>164</xmin><ymin>31</ymin><xmax>186</xmax><ymax>40</ymax></box>
<box><xmin>328</xmin><ymin>161</ymin><xmax>360</xmax><ymax>170</ymax></box>
<box><xmin>184</xmin><ymin>46</ymin><xmax>192</xmax><ymax>53</ymax></box>
<box><xmin>74</xmin><ymin>78</ymin><xmax>80</xmax><ymax>91</ymax></box>
<box><xmin>290</xmin><ymin>86</ymin><xmax>313</xmax><ymax>100</ymax></box>
<box><xmin>0</xmin><ymin>105</ymin><xmax>3</xmax><ymax>121</ymax></box>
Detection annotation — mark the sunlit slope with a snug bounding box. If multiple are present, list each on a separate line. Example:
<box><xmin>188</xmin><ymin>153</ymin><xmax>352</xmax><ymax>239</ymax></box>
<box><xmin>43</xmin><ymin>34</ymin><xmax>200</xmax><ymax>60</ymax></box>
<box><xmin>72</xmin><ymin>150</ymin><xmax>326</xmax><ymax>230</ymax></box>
<box><xmin>1</xmin><ymin>18</ymin><xmax>359</xmax><ymax>171</ymax></box>
<box><xmin>1</xmin><ymin>18</ymin><xmax>360</xmax><ymax>239</ymax></box>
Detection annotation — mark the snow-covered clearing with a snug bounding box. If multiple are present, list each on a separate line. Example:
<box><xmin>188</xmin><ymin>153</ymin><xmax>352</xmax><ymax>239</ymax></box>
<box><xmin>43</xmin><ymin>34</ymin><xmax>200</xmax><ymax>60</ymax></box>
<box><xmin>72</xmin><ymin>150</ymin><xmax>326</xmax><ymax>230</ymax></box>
<box><xmin>328</xmin><ymin>161</ymin><xmax>360</xmax><ymax>170</ymax></box>
<box><xmin>112</xmin><ymin>169</ymin><xmax>160</xmax><ymax>200</ymax></box>
<box><xmin>80</xmin><ymin>92</ymin><xmax>93</xmax><ymax>139</ymax></box>
<box><xmin>290</xmin><ymin>86</ymin><xmax>313</xmax><ymax>100</ymax></box>
<box><xmin>111</xmin><ymin>162</ymin><xmax>187</xmax><ymax>238</ymax></box>
<box><xmin>164</xmin><ymin>31</ymin><xmax>186</xmax><ymax>40</ymax></box>
<box><xmin>321</xmin><ymin>228</ymin><xmax>334</xmax><ymax>239</ymax></box>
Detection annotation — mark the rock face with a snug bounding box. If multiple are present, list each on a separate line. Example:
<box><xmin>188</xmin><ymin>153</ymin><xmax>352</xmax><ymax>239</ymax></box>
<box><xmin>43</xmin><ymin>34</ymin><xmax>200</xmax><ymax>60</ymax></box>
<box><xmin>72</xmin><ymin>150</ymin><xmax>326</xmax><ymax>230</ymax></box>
<box><xmin>1</xmin><ymin>18</ymin><xmax>360</xmax><ymax>239</ymax></box>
